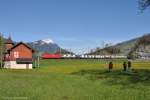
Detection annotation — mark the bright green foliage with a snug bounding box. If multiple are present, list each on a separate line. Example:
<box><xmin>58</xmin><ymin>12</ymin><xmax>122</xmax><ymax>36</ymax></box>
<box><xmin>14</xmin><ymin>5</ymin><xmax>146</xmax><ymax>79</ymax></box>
<box><xmin>0</xmin><ymin>33</ymin><xmax>5</xmax><ymax>68</ymax></box>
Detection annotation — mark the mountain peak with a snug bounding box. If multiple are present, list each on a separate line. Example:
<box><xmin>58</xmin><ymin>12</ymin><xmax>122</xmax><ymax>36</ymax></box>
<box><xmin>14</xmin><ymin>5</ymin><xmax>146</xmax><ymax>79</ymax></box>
<box><xmin>28</xmin><ymin>38</ymin><xmax>60</xmax><ymax>53</ymax></box>
<box><xmin>42</xmin><ymin>38</ymin><xmax>54</xmax><ymax>44</ymax></box>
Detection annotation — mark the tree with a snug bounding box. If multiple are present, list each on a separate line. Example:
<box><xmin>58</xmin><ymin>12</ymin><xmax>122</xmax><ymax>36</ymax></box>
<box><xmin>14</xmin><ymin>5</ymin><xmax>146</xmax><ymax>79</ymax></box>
<box><xmin>127</xmin><ymin>34</ymin><xmax>150</xmax><ymax>59</ymax></box>
<box><xmin>139</xmin><ymin>0</ymin><xmax>150</xmax><ymax>11</ymax></box>
<box><xmin>104</xmin><ymin>47</ymin><xmax>120</xmax><ymax>55</ymax></box>
<box><xmin>0</xmin><ymin>33</ymin><xmax>5</xmax><ymax>68</ymax></box>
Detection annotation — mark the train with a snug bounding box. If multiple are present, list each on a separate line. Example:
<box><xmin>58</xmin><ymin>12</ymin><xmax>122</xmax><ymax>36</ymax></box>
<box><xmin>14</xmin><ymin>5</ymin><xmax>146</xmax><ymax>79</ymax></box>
<box><xmin>41</xmin><ymin>53</ymin><xmax>127</xmax><ymax>59</ymax></box>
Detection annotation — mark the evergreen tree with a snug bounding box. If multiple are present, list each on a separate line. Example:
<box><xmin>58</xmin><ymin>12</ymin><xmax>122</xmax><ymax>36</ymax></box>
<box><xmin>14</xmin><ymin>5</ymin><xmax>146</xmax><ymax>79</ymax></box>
<box><xmin>0</xmin><ymin>33</ymin><xmax>5</xmax><ymax>68</ymax></box>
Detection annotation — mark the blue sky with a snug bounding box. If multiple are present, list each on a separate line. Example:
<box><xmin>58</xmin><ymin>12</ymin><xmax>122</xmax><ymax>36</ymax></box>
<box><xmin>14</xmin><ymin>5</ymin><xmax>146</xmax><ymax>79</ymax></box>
<box><xmin>0</xmin><ymin>0</ymin><xmax>150</xmax><ymax>53</ymax></box>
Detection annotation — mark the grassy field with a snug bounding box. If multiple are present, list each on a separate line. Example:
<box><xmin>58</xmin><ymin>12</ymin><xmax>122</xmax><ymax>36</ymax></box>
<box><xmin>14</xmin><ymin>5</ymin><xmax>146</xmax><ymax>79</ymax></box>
<box><xmin>0</xmin><ymin>59</ymin><xmax>150</xmax><ymax>100</ymax></box>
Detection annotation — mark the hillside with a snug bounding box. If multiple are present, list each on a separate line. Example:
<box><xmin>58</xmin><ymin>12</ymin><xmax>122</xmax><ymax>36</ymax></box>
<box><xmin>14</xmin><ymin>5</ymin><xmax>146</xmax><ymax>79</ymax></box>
<box><xmin>89</xmin><ymin>38</ymin><xmax>138</xmax><ymax>55</ymax></box>
<box><xmin>89</xmin><ymin>34</ymin><xmax>150</xmax><ymax>57</ymax></box>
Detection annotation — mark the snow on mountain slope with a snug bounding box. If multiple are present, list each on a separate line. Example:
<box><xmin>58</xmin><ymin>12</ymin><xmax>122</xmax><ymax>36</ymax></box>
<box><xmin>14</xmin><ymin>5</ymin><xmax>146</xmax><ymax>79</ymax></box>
<box><xmin>28</xmin><ymin>38</ymin><xmax>60</xmax><ymax>53</ymax></box>
<box><xmin>41</xmin><ymin>38</ymin><xmax>54</xmax><ymax>44</ymax></box>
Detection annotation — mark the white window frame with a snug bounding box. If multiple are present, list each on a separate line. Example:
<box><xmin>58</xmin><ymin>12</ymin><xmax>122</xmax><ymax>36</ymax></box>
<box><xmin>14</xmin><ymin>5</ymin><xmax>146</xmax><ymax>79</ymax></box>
<box><xmin>14</xmin><ymin>51</ymin><xmax>19</xmax><ymax>58</ymax></box>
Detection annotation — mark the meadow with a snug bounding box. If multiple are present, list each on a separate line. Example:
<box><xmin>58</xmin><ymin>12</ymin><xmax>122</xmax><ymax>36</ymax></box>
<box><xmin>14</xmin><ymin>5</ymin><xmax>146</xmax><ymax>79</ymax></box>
<box><xmin>0</xmin><ymin>59</ymin><xmax>150</xmax><ymax>100</ymax></box>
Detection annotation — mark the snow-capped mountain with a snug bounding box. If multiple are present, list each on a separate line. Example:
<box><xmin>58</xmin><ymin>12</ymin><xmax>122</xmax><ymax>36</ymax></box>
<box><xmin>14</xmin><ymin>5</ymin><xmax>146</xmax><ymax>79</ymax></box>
<box><xmin>28</xmin><ymin>38</ymin><xmax>60</xmax><ymax>53</ymax></box>
<box><xmin>41</xmin><ymin>38</ymin><xmax>54</xmax><ymax>44</ymax></box>
<box><xmin>33</xmin><ymin>38</ymin><xmax>55</xmax><ymax>45</ymax></box>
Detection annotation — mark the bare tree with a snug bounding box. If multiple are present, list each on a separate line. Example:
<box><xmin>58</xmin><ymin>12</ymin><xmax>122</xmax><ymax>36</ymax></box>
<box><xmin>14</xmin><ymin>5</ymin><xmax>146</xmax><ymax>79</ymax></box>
<box><xmin>139</xmin><ymin>0</ymin><xmax>150</xmax><ymax>11</ymax></box>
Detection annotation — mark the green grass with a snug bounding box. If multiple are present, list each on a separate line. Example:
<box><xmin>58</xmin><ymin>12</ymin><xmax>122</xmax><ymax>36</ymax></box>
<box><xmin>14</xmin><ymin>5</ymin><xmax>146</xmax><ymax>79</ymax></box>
<box><xmin>0</xmin><ymin>59</ymin><xmax>150</xmax><ymax>100</ymax></box>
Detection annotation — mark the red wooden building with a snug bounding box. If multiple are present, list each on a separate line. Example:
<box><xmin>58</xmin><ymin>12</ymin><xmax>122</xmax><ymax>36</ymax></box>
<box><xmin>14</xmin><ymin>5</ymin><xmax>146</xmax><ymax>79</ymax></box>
<box><xmin>4</xmin><ymin>37</ymin><xmax>34</xmax><ymax>69</ymax></box>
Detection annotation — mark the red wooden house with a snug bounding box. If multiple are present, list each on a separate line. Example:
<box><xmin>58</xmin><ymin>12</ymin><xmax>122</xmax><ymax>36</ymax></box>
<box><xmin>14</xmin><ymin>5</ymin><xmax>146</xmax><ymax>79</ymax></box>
<box><xmin>4</xmin><ymin>37</ymin><xmax>34</xmax><ymax>69</ymax></box>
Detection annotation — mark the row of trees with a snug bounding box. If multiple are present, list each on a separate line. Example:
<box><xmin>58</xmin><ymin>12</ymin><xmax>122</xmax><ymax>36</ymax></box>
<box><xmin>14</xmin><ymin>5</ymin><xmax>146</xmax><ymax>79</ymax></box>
<box><xmin>0</xmin><ymin>33</ymin><xmax>5</xmax><ymax>68</ymax></box>
<box><xmin>89</xmin><ymin>44</ymin><xmax>121</xmax><ymax>55</ymax></box>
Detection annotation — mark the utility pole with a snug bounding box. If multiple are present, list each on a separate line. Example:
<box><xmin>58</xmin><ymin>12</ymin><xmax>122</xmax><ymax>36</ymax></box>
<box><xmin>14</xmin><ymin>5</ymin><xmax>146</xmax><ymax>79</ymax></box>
<box><xmin>34</xmin><ymin>59</ymin><xmax>36</xmax><ymax>68</ymax></box>
<box><xmin>59</xmin><ymin>47</ymin><xmax>61</xmax><ymax>55</ymax></box>
<box><xmin>37</xmin><ymin>53</ymin><xmax>40</xmax><ymax>68</ymax></box>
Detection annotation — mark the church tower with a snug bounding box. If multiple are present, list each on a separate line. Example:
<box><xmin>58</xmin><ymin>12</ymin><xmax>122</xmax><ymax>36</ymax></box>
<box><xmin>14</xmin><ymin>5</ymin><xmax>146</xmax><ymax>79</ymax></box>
<box><xmin>5</xmin><ymin>36</ymin><xmax>14</xmax><ymax>50</ymax></box>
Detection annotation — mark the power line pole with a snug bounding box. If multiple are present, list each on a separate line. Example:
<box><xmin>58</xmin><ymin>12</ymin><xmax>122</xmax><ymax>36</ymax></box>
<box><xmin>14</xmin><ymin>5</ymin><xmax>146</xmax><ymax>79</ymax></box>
<box><xmin>37</xmin><ymin>53</ymin><xmax>40</xmax><ymax>68</ymax></box>
<box><xmin>59</xmin><ymin>47</ymin><xmax>61</xmax><ymax>55</ymax></box>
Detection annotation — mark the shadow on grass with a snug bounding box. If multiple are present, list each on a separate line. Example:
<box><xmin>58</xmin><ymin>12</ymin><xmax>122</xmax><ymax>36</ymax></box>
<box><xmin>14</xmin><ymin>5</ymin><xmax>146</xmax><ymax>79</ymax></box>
<box><xmin>71</xmin><ymin>69</ymin><xmax>150</xmax><ymax>86</ymax></box>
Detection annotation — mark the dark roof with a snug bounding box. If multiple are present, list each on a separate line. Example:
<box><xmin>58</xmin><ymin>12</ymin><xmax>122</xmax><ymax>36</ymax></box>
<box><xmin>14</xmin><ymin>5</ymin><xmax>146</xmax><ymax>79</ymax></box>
<box><xmin>5</xmin><ymin>37</ymin><xmax>14</xmax><ymax>44</ymax></box>
<box><xmin>8</xmin><ymin>42</ymin><xmax>34</xmax><ymax>53</ymax></box>
<box><xmin>16</xmin><ymin>58</ymin><xmax>33</xmax><ymax>64</ymax></box>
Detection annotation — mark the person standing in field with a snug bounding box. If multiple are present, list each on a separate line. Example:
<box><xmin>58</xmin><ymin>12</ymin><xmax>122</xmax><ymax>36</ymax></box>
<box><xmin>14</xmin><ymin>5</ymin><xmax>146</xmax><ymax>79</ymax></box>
<box><xmin>108</xmin><ymin>62</ymin><xmax>113</xmax><ymax>72</ymax></box>
<box><xmin>127</xmin><ymin>60</ymin><xmax>132</xmax><ymax>72</ymax></box>
<box><xmin>123</xmin><ymin>62</ymin><xmax>127</xmax><ymax>71</ymax></box>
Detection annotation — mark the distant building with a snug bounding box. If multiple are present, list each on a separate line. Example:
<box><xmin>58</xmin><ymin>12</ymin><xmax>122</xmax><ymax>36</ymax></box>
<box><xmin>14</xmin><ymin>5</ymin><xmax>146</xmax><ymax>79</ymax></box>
<box><xmin>4</xmin><ymin>37</ymin><xmax>34</xmax><ymax>69</ymax></box>
<box><xmin>138</xmin><ymin>52</ymin><xmax>150</xmax><ymax>59</ymax></box>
